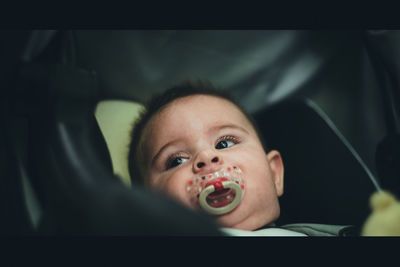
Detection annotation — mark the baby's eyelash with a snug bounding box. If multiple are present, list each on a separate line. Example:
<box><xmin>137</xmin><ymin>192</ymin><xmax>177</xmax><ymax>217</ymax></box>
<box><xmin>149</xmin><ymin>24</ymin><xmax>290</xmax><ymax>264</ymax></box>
<box><xmin>165</xmin><ymin>152</ymin><xmax>189</xmax><ymax>170</ymax></box>
<box><xmin>216</xmin><ymin>135</ymin><xmax>241</xmax><ymax>145</ymax></box>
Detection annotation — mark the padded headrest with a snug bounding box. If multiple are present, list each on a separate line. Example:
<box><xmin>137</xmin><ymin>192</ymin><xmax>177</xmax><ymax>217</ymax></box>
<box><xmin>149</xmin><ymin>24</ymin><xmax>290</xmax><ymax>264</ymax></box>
<box><xmin>95</xmin><ymin>100</ymin><xmax>144</xmax><ymax>185</ymax></box>
<box><xmin>74</xmin><ymin>30</ymin><xmax>354</xmax><ymax>109</ymax></box>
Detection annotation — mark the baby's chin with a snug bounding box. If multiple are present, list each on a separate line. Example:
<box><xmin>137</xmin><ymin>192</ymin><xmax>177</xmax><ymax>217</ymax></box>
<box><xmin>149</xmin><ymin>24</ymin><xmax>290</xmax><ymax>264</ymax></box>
<box><xmin>214</xmin><ymin>203</ymin><xmax>278</xmax><ymax>231</ymax></box>
<box><xmin>213</xmin><ymin>203</ymin><xmax>254</xmax><ymax>230</ymax></box>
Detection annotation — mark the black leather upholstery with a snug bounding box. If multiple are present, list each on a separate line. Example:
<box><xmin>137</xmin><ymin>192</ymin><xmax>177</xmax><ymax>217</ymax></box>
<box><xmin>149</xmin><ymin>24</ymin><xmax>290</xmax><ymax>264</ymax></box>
<box><xmin>253</xmin><ymin>99</ymin><xmax>378</xmax><ymax>227</ymax></box>
<box><xmin>2</xmin><ymin>30</ymin><xmax>399</xmax><ymax>234</ymax></box>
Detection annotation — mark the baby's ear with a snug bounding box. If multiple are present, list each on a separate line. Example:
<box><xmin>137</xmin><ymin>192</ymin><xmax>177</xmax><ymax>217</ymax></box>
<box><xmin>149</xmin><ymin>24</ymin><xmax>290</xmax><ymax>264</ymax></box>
<box><xmin>267</xmin><ymin>150</ymin><xmax>284</xmax><ymax>197</ymax></box>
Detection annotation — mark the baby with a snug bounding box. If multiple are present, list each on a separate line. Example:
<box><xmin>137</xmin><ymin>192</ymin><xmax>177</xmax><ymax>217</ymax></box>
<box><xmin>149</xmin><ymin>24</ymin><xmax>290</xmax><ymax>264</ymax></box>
<box><xmin>128</xmin><ymin>81</ymin><xmax>284</xmax><ymax>232</ymax></box>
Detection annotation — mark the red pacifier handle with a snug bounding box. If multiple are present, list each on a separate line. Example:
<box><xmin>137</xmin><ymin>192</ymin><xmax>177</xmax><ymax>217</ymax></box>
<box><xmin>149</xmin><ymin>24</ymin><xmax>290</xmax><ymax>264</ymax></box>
<box><xmin>204</xmin><ymin>177</ymin><xmax>229</xmax><ymax>191</ymax></box>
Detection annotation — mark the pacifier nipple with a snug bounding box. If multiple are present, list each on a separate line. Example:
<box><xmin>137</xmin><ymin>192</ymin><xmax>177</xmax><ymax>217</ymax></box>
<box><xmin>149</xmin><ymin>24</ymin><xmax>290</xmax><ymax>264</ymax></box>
<box><xmin>186</xmin><ymin>166</ymin><xmax>245</xmax><ymax>215</ymax></box>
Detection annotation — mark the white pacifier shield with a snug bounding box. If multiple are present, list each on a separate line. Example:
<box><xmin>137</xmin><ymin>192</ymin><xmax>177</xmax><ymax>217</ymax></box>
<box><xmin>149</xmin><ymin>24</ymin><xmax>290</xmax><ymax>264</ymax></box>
<box><xmin>199</xmin><ymin>181</ymin><xmax>243</xmax><ymax>215</ymax></box>
<box><xmin>186</xmin><ymin>166</ymin><xmax>245</xmax><ymax>216</ymax></box>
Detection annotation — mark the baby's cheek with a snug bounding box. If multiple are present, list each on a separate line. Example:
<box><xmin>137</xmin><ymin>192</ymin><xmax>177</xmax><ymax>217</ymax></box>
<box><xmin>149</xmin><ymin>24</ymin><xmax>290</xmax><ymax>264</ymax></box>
<box><xmin>251</xmin><ymin>166</ymin><xmax>274</xmax><ymax>193</ymax></box>
<box><xmin>148</xmin><ymin>175</ymin><xmax>163</xmax><ymax>189</ymax></box>
<box><xmin>163</xmin><ymin>177</ymin><xmax>187</xmax><ymax>200</ymax></box>
<box><xmin>148</xmin><ymin>173</ymin><xmax>173</xmax><ymax>193</ymax></box>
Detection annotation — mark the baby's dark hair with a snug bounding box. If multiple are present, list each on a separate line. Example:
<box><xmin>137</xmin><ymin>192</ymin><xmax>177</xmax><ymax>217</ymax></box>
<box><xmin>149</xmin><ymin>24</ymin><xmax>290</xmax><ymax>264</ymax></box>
<box><xmin>128</xmin><ymin>80</ymin><xmax>267</xmax><ymax>186</ymax></box>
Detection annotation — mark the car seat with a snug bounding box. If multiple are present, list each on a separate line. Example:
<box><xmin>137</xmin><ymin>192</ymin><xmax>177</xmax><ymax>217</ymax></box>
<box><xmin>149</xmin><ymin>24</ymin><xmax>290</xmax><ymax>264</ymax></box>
<box><xmin>1</xmin><ymin>30</ymin><xmax>398</xmax><ymax>235</ymax></box>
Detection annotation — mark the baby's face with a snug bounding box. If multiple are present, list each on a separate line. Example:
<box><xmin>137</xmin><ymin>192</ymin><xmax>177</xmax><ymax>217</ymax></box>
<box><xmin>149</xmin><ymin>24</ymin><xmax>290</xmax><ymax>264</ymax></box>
<box><xmin>140</xmin><ymin>95</ymin><xmax>284</xmax><ymax>230</ymax></box>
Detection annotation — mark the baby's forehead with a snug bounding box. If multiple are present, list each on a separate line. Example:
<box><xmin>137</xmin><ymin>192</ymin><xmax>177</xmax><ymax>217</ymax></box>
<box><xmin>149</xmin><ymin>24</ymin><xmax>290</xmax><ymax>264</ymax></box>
<box><xmin>163</xmin><ymin>94</ymin><xmax>244</xmax><ymax>115</ymax></box>
<box><xmin>146</xmin><ymin>94</ymin><xmax>255</xmax><ymax>135</ymax></box>
<box><xmin>162</xmin><ymin>95</ymin><xmax>246</xmax><ymax>120</ymax></box>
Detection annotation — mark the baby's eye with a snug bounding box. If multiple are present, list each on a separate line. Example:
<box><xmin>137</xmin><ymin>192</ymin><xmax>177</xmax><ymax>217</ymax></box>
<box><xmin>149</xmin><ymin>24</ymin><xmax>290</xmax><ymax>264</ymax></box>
<box><xmin>166</xmin><ymin>155</ymin><xmax>188</xmax><ymax>170</ymax></box>
<box><xmin>215</xmin><ymin>140</ymin><xmax>234</xmax><ymax>149</ymax></box>
<box><xmin>215</xmin><ymin>135</ymin><xmax>239</xmax><ymax>149</ymax></box>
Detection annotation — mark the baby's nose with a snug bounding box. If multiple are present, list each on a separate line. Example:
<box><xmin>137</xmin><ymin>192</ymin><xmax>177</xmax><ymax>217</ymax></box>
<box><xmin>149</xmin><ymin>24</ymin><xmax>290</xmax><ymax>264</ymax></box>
<box><xmin>196</xmin><ymin>156</ymin><xmax>219</xmax><ymax>168</ymax></box>
<box><xmin>193</xmin><ymin>151</ymin><xmax>223</xmax><ymax>173</ymax></box>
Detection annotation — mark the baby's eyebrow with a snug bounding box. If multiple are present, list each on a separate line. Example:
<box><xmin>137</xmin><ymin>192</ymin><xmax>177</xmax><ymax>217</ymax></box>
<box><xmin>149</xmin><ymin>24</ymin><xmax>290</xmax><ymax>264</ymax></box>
<box><xmin>151</xmin><ymin>140</ymin><xmax>178</xmax><ymax>167</ymax></box>
<box><xmin>209</xmin><ymin>124</ymin><xmax>250</xmax><ymax>135</ymax></box>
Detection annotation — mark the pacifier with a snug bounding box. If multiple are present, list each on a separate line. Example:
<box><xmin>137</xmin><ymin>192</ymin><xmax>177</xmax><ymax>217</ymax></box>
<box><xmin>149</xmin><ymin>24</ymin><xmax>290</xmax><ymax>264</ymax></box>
<box><xmin>186</xmin><ymin>166</ymin><xmax>245</xmax><ymax>215</ymax></box>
